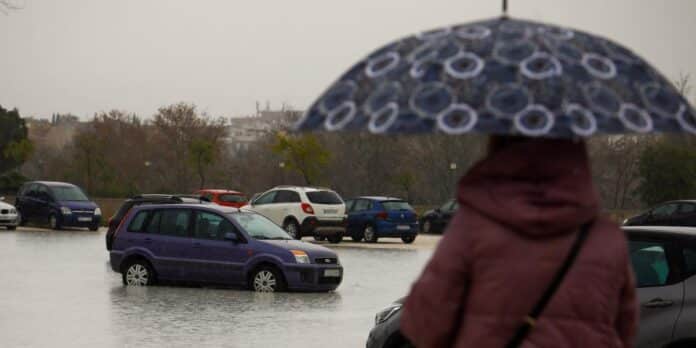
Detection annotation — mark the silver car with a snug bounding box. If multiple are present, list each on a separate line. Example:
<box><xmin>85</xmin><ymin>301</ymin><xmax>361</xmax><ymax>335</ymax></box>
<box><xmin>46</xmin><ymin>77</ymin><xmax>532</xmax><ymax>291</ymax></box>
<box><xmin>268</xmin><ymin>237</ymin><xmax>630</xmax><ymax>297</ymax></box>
<box><xmin>0</xmin><ymin>196</ymin><xmax>19</xmax><ymax>230</ymax></box>
<box><xmin>367</xmin><ymin>226</ymin><xmax>696</xmax><ymax>348</ymax></box>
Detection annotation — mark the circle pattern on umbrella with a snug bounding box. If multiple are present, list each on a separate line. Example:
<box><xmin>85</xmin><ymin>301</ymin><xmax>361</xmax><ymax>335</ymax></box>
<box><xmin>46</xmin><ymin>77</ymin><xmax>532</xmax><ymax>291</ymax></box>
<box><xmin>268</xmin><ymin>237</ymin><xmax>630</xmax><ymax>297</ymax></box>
<box><xmin>296</xmin><ymin>18</ymin><xmax>696</xmax><ymax>137</ymax></box>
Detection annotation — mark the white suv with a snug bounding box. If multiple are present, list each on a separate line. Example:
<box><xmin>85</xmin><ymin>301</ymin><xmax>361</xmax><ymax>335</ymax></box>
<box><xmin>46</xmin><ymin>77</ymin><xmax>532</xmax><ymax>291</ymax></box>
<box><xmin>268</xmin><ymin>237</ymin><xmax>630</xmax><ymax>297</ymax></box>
<box><xmin>243</xmin><ymin>186</ymin><xmax>346</xmax><ymax>243</ymax></box>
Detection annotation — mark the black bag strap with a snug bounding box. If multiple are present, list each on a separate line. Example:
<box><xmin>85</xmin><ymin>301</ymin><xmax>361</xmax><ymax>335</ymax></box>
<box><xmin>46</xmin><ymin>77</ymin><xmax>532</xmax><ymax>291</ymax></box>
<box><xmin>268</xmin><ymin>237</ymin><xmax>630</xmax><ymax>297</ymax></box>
<box><xmin>505</xmin><ymin>221</ymin><xmax>593</xmax><ymax>348</ymax></box>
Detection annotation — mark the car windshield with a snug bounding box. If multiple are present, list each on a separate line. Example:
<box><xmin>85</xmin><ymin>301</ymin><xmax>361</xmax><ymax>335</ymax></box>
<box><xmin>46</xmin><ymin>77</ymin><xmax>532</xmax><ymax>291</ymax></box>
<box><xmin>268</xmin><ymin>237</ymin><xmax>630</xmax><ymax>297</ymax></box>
<box><xmin>382</xmin><ymin>201</ymin><xmax>413</xmax><ymax>211</ymax></box>
<box><xmin>219</xmin><ymin>194</ymin><xmax>247</xmax><ymax>203</ymax></box>
<box><xmin>306</xmin><ymin>191</ymin><xmax>343</xmax><ymax>205</ymax></box>
<box><xmin>51</xmin><ymin>186</ymin><xmax>89</xmax><ymax>201</ymax></box>
<box><xmin>229</xmin><ymin>213</ymin><xmax>292</xmax><ymax>240</ymax></box>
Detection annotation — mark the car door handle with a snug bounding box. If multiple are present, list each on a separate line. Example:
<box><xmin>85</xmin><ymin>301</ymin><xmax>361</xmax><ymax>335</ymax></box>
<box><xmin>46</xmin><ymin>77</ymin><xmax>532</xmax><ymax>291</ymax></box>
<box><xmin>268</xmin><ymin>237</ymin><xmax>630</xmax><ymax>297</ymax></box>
<box><xmin>144</xmin><ymin>238</ymin><xmax>153</xmax><ymax>244</ymax></box>
<box><xmin>643</xmin><ymin>298</ymin><xmax>674</xmax><ymax>308</ymax></box>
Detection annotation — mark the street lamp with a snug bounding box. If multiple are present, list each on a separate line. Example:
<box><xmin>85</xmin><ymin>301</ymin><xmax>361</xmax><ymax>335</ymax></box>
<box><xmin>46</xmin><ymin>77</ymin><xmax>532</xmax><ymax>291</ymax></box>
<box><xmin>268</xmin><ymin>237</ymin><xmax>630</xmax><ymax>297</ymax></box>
<box><xmin>279</xmin><ymin>162</ymin><xmax>285</xmax><ymax>169</ymax></box>
<box><xmin>449</xmin><ymin>162</ymin><xmax>457</xmax><ymax>171</ymax></box>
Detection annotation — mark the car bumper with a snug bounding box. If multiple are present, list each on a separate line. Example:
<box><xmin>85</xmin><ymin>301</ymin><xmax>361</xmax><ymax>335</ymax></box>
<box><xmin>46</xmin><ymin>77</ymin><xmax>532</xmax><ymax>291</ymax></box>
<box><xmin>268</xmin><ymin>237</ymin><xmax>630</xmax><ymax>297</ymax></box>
<box><xmin>62</xmin><ymin>214</ymin><xmax>101</xmax><ymax>227</ymax></box>
<box><xmin>375</xmin><ymin>221</ymin><xmax>419</xmax><ymax>237</ymax></box>
<box><xmin>110</xmin><ymin>251</ymin><xmax>124</xmax><ymax>272</ymax></box>
<box><xmin>0</xmin><ymin>215</ymin><xmax>19</xmax><ymax>227</ymax></box>
<box><xmin>283</xmin><ymin>263</ymin><xmax>343</xmax><ymax>291</ymax></box>
<box><xmin>301</xmin><ymin>217</ymin><xmax>346</xmax><ymax>237</ymax></box>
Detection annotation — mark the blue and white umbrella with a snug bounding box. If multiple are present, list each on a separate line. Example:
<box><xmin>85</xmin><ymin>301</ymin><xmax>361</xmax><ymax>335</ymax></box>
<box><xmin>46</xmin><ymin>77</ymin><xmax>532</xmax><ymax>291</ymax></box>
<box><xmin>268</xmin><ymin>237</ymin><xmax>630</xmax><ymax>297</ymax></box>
<box><xmin>295</xmin><ymin>11</ymin><xmax>695</xmax><ymax>137</ymax></box>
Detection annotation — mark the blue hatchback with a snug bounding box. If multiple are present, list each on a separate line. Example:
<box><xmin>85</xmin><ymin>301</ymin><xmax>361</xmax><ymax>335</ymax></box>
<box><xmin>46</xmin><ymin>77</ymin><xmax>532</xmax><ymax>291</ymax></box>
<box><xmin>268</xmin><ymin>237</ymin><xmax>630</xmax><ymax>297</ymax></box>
<box><xmin>109</xmin><ymin>204</ymin><xmax>343</xmax><ymax>292</ymax></box>
<box><xmin>344</xmin><ymin>197</ymin><xmax>418</xmax><ymax>244</ymax></box>
<box><xmin>15</xmin><ymin>181</ymin><xmax>102</xmax><ymax>230</ymax></box>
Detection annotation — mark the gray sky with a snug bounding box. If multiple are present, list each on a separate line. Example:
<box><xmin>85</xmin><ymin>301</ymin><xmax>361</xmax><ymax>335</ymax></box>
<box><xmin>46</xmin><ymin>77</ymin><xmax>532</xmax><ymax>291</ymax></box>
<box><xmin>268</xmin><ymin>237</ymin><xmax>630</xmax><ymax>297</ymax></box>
<box><xmin>1</xmin><ymin>0</ymin><xmax>695</xmax><ymax>119</ymax></box>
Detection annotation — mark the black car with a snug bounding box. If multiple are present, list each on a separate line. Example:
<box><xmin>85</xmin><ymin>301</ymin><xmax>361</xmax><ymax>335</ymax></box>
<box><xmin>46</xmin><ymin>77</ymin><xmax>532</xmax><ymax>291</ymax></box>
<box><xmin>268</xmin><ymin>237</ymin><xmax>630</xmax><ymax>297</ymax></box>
<box><xmin>624</xmin><ymin>200</ymin><xmax>696</xmax><ymax>227</ymax></box>
<box><xmin>419</xmin><ymin>199</ymin><xmax>458</xmax><ymax>234</ymax></box>
<box><xmin>105</xmin><ymin>194</ymin><xmax>209</xmax><ymax>250</ymax></box>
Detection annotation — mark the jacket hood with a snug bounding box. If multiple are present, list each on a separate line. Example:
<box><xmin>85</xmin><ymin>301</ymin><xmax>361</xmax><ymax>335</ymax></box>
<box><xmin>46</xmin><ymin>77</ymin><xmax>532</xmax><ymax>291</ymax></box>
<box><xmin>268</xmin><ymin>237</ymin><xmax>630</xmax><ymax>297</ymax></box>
<box><xmin>458</xmin><ymin>138</ymin><xmax>599</xmax><ymax>238</ymax></box>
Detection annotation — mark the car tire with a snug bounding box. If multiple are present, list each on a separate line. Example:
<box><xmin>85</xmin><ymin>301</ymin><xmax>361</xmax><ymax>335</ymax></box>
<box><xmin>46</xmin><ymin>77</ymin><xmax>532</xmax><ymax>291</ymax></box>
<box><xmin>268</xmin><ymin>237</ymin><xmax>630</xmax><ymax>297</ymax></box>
<box><xmin>421</xmin><ymin>219</ymin><xmax>432</xmax><ymax>234</ymax></box>
<box><xmin>351</xmin><ymin>232</ymin><xmax>363</xmax><ymax>242</ymax></box>
<box><xmin>122</xmin><ymin>259</ymin><xmax>156</xmax><ymax>286</ymax></box>
<box><xmin>250</xmin><ymin>266</ymin><xmax>286</xmax><ymax>292</ymax></box>
<box><xmin>7</xmin><ymin>226</ymin><xmax>16</xmax><ymax>230</ymax></box>
<box><xmin>283</xmin><ymin>219</ymin><xmax>301</xmax><ymax>240</ymax></box>
<box><xmin>364</xmin><ymin>225</ymin><xmax>378</xmax><ymax>243</ymax></box>
<box><xmin>89</xmin><ymin>224</ymin><xmax>99</xmax><ymax>231</ymax></box>
<box><xmin>49</xmin><ymin>214</ymin><xmax>62</xmax><ymax>230</ymax></box>
<box><xmin>401</xmin><ymin>235</ymin><xmax>416</xmax><ymax>244</ymax></box>
<box><xmin>313</xmin><ymin>235</ymin><xmax>326</xmax><ymax>242</ymax></box>
<box><xmin>327</xmin><ymin>234</ymin><xmax>343</xmax><ymax>244</ymax></box>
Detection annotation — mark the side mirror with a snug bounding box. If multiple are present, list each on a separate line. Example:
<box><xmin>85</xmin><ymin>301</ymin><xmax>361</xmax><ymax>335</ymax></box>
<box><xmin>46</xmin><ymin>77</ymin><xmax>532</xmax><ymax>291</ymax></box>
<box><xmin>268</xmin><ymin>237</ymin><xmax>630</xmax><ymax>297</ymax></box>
<box><xmin>224</xmin><ymin>233</ymin><xmax>239</xmax><ymax>242</ymax></box>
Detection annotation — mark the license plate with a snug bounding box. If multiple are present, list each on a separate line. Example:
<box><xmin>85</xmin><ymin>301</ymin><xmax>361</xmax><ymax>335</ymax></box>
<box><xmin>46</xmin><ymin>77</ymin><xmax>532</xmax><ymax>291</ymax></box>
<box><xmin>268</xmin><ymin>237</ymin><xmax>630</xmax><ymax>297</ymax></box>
<box><xmin>397</xmin><ymin>225</ymin><xmax>410</xmax><ymax>231</ymax></box>
<box><xmin>78</xmin><ymin>217</ymin><xmax>92</xmax><ymax>222</ymax></box>
<box><xmin>323</xmin><ymin>209</ymin><xmax>338</xmax><ymax>214</ymax></box>
<box><xmin>324</xmin><ymin>269</ymin><xmax>341</xmax><ymax>277</ymax></box>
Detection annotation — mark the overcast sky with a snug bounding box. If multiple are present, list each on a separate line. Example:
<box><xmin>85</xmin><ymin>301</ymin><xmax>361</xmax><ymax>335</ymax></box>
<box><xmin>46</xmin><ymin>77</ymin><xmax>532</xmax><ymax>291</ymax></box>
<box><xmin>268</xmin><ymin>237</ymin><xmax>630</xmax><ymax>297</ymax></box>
<box><xmin>1</xmin><ymin>0</ymin><xmax>695</xmax><ymax>119</ymax></box>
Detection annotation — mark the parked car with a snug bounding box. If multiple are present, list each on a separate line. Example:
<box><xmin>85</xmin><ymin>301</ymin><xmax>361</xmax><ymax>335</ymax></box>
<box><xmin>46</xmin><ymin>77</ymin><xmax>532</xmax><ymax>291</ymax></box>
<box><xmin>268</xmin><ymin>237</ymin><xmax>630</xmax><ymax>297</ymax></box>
<box><xmin>15</xmin><ymin>181</ymin><xmax>101</xmax><ymax>230</ymax></box>
<box><xmin>344</xmin><ymin>197</ymin><xmax>418</xmax><ymax>243</ymax></box>
<box><xmin>242</xmin><ymin>186</ymin><xmax>346</xmax><ymax>243</ymax></box>
<box><xmin>419</xmin><ymin>199</ymin><xmax>458</xmax><ymax>234</ymax></box>
<box><xmin>105</xmin><ymin>194</ymin><xmax>210</xmax><ymax>251</ymax></box>
<box><xmin>366</xmin><ymin>226</ymin><xmax>696</xmax><ymax>348</ymax></box>
<box><xmin>194</xmin><ymin>189</ymin><xmax>248</xmax><ymax>208</ymax></box>
<box><xmin>0</xmin><ymin>196</ymin><xmax>19</xmax><ymax>230</ymax></box>
<box><xmin>624</xmin><ymin>200</ymin><xmax>696</xmax><ymax>227</ymax></box>
<box><xmin>109</xmin><ymin>204</ymin><xmax>343</xmax><ymax>292</ymax></box>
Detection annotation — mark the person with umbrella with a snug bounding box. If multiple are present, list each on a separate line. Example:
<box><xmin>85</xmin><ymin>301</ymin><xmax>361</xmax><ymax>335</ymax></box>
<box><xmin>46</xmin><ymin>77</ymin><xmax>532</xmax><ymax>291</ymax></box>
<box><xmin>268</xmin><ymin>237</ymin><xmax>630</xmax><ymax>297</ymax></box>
<box><xmin>295</xmin><ymin>2</ymin><xmax>695</xmax><ymax>346</ymax></box>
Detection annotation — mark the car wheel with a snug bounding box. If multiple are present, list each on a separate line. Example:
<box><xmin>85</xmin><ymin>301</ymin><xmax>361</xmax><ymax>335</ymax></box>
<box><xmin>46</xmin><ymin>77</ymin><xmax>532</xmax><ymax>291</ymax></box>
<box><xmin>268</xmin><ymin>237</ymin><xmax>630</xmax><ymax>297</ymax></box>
<box><xmin>283</xmin><ymin>220</ymin><xmax>301</xmax><ymax>240</ymax></box>
<box><xmin>313</xmin><ymin>235</ymin><xmax>326</xmax><ymax>241</ymax></box>
<box><xmin>251</xmin><ymin>266</ymin><xmax>286</xmax><ymax>292</ymax></box>
<box><xmin>327</xmin><ymin>233</ymin><xmax>343</xmax><ymax>244</ymax></box>
<box><xmin>122</xmin><ymin>260</ymin><xmax>155</xmax><ymax>286</ymax></box>
<box><xmin>364</xmin><ymin>225</ymin><xmax>378</xmax><ymax>243</ymax></box>
<box><xmin>49</xmin><ymin>214</ymin><xmax>61</xmax><ymax>230</ymax></box>
<box><xmin>421</xmin><ymin>220</ymin><xmax>432</xmax><ymax>234</ymax></box>
<box><xmin>7</xmin><ymin>226</ymin><xmax>16</xmax><ymax>231</ymax></box>
<box><xmin>401</xmin><ymin>235</ymin><xmax>416</xmax><ymax>244</ymax></box>
<box><xmin>89</xmin><ymin>224</ymin><xmax>99</xmax><ymax>231</ymax></box>
<box><xmin>351</xmin><ymin>232</ymin><xmax>363</xmax><ymax>242</ymax></box>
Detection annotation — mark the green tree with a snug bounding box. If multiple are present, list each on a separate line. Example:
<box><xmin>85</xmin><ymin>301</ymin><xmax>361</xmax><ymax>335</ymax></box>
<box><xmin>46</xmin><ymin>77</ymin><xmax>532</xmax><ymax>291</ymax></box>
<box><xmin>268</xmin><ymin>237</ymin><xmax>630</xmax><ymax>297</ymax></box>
<box><xmin>272</xmin><ymin>133</ymin><xmax>330</xmax><ymax>185</ymax></box>
<box><xmin>638</xmin><ymin>138</ymin><xmax>696</xmax><ymax>206</ymax></box>
<box><xmin>188</xmin><ymin>138</ymin><xmax>217</xmax><ymax>189</ymax></box>
<box><xmin>0</xmin><ymin>105</ymin><xmax>33</xmax><ymax>174</ymax></box>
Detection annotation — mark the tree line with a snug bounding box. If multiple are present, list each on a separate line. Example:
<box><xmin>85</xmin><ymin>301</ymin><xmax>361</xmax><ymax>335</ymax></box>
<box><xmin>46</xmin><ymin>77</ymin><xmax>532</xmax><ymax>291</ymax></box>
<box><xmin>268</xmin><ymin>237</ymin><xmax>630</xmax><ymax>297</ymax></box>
<box><xmin>0</xmin><ymin>102</ymin><xmax>695</xmax><ymax>209</ymax></box>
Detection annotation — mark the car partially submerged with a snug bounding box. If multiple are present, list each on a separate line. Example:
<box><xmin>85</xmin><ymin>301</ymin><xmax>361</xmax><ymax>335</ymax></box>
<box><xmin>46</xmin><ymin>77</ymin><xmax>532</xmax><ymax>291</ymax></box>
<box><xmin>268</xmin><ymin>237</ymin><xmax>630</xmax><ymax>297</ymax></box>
<box><xmin>367</xmin><ymin>226</ymin><xmax>696</xmax><ymax>348</ymax></box>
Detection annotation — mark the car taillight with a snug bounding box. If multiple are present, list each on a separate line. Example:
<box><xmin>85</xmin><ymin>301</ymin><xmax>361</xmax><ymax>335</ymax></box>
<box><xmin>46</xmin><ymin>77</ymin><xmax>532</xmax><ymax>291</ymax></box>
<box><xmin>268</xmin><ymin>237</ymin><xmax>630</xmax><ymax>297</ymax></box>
<box><xmin>377</xmin><ymin>211</ymin><xmax>388</xmax><ymax>220</ymax></box>
<box><xmin>301</xmin><ymin>203</ymin><xmax>315</xmax><ymax>214</ymax></box>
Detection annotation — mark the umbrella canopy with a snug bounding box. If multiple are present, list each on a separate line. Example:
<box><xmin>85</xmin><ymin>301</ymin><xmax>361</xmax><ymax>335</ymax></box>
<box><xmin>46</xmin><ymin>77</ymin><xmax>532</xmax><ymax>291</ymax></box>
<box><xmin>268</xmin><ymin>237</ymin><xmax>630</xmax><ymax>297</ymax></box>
<box><xmin>295</xmin><ymin>17</ymin><xmax>696</xmax><ymax>137</ymax></box>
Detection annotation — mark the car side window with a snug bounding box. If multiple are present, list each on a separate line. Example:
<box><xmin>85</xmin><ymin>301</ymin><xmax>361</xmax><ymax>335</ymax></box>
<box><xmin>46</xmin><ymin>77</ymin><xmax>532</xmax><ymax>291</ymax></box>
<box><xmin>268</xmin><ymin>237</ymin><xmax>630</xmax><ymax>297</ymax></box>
<box><xmin>194</xmin><ymin>211</ymin><xmax>235</xmax><ymax>240</ymax></box>
<box><xmin>679</xmin><ymin>203</ymin><xmax>696</xmax><ymax>214</ymax></box>
<box><xmin>36</xmin><ymin>185</ymin><xmax>50</xmax><ymax>200</ymax></box>
<box><xmin>683</xmin><ymin>247</ymin><xmax>696</xmax><ymax>278</ymax></box>
<box><xmin>629</xmin><ymin>240</ymin><xmax>672</xmax><ymax>287</ymax></box>
<box><xmin>652</xmin><ymin>203</ymin><xmax>679</xmax><ymax>217</ymax></box>
<box><xmin>145</xmin><ymin>211</ymin><xmax>162</xmax><ymax>234</ymax></box>
<box><xmin>274</xmin><ymin>190</ymin><xmax>300</xmax><ymax>203</ymax></box>
<box><xmin>159</xmin><ymin>210</ymin><xmax>191</xmax><ymax>237</ymax></box>
<box><xmin>345</xmin><ymin>200</ymin><xmax>355</xmax><ymax>213</ymax></box>
<box><xmin>354</xmin><ymin>199</ymin><xmax>370</xmax><ymax>212</ymax></box>
<box><xmin>254</xmin><ymin>191</ymin><xmax>277</xmax><ymax>205</ymax></box>
<box><xmin>128</xmin><ymin>211</ymin><xmax>149</xmax><ymax>232</ymax></box>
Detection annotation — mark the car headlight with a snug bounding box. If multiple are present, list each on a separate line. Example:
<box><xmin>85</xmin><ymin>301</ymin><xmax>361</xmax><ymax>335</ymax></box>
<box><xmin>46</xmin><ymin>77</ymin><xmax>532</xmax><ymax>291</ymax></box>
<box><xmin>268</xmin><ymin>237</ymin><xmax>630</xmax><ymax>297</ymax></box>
<box><xmin>291</xmin><ymin>250</ymin><xmax>310</xmax><ymax>264</ymax></box>
<box><xmin>94</xmin><ymin>207</ymin><xmax>102</xmax><ymax>216</ymax></box>
<box><xmin>60</xmin><ymin>206</ymin><xmax>72</xmax><ymax>215</ymax></box>
<box><xmin>10</xmin><ymin>208</ymin><xmax>16</xmax><ymax>214</ymax></box>
<box><xmin>375</xmin><ymin>303</ymin><xmax>402</xmax><ymax>325</ymax></box>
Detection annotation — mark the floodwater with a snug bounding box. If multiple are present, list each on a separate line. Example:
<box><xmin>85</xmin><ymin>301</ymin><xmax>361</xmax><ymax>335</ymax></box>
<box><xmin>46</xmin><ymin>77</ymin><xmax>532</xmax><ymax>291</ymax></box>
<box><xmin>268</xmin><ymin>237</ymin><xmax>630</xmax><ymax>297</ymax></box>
<box><xmin>0</xmin><ymin>228</ymin><xmax>434</xmax><ymax>347</ymax></box>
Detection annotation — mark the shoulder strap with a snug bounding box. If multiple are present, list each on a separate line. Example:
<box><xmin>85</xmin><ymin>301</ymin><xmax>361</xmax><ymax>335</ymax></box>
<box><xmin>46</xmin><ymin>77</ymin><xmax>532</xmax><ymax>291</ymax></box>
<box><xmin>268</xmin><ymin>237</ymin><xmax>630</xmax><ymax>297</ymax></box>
<box><xmin>505</xmin><ymin>221</ymin><xmax>593</xmax><ymax>348</ymax></box>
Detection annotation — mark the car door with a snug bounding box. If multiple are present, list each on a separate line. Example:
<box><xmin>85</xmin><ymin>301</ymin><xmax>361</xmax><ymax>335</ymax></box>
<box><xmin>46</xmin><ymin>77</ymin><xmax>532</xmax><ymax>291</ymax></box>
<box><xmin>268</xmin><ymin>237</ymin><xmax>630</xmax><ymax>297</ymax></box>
<box><xmin>190</xmin><ymin>210</ymin><xmax>249</xmax><ymax>284</ymax></box>
<box><xmin>672</xmin><ymin>242</ymin><xmax>696</xmax><ymax>343</ymax></box>
<box><xmin>673</xmin><ymin>203</ymin><xmax>696</xmax><ymax>227</ymax></box>
<box><xmin>17</xmin><ymin>184</ymin><xmax>37</xmax><ymax>219</ymax></box>
<box><xmin>272</xmin><ymin>190</ymin><xmax>299</xmax><ymax>223</ymax></box>
<box><xmin>150</xmin><ymin>208</ymin><xmax>194</xmax><ymax>280</ymax></box>
<box><xmin>629</xmin><ymin>236</ymin><xmax>684</xmax><ymax>348</ymax></box>
<box><xmin>249</xmin><ymin>191</ymin><xmax>278</xmax><ymax>223</ymax></box>
<box><xmin>352</xmin><ymin>199</ymin><xmax>371</xmax><ymax>229</ymax></box>
<box><xmin>344</xmin><ymin>199</ymin><xmax>356</xmax><ymax>234</ymax></box>
<box><xmin>35</xmin><ymin>185</ymin><xmax>53</xmax><ymax>221</ymax></box>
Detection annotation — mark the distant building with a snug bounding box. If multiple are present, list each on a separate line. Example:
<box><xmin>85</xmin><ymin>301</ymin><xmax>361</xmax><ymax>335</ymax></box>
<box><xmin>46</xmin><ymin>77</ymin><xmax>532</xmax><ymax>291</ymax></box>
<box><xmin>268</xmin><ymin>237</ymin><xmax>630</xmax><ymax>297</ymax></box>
<box><xmin>225</xmin><ymin>103</ymin><xmax>303</xmax><ymax>153</ymax></box>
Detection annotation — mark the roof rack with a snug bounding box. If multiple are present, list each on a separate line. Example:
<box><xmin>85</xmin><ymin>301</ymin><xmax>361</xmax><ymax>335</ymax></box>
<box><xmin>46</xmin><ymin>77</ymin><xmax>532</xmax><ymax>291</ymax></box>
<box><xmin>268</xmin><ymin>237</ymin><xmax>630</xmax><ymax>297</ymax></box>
<box><xmin>272</xmin><ymin>185</ymin><xmax>331</xmax><ymax>191</ymax></box>
<box><xmin>131</xmin><ymin>194</ymin><xmax>211</xmax><ymax>203</ymax></box>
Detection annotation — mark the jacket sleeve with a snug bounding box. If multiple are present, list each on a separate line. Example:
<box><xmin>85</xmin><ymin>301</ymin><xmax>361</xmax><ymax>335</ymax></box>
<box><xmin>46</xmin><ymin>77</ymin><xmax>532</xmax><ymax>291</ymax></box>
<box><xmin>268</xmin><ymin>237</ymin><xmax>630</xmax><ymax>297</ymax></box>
<box><xmin>401</xmin><ymin>213</ymin><xmax>471</xmax><ymax>348</ymax></box>
<box><xmin>616</xmin><ymin>256</ymin><xmax>638</xmax><ymax>348</ymax></box>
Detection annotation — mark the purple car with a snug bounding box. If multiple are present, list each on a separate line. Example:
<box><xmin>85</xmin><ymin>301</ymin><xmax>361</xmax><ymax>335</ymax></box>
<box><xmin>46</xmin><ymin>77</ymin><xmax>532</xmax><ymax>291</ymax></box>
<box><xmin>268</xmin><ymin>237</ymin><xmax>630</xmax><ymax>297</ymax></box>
<box><xmin>109</xmin><ymin>204</ymin><xmax>342</xmax><ymax>292</ymax></box>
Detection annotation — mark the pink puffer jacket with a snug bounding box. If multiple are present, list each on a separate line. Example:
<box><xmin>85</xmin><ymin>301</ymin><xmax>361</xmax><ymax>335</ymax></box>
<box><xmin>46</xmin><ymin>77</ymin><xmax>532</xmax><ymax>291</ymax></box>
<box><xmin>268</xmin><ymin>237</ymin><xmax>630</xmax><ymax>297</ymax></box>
<box><xmin>401</xmin><ymin>139</ymin><xmax>638</xmax><ymax>348</ymax></box>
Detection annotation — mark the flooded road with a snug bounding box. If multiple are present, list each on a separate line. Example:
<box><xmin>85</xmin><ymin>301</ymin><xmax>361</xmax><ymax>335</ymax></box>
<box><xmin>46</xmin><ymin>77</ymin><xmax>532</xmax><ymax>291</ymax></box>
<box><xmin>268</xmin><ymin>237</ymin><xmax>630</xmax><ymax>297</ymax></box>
<box><xmin>0</xmin><ymin>228</ymin><xmax>436</xmax><ymax>347</ymax></box>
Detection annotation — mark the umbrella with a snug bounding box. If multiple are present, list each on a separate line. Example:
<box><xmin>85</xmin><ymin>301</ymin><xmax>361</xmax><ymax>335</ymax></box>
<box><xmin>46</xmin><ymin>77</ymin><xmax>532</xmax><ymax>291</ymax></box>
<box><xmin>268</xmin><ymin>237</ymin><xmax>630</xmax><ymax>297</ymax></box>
<box><xmin>294</xmin><ymin>3</ymin><xmax>696</xmax><ymax>138</ymax></box>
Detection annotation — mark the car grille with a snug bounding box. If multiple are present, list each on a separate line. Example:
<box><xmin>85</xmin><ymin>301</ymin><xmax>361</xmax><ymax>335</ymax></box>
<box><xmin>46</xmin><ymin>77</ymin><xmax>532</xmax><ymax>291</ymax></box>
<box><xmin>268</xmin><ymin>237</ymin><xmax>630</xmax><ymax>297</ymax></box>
<box><xmin>0</xmin><ymin>209</ymin><xmax>7</xmax><ymax>214</ymax></box>
<box><xmin>315</xmin><ymin>258</ymin><xmax>338</xmax><ymax>265</ymax></box>
<box><xmin>73</xmin><ymin>210</ymin><xmax>93</xmax><ymax>214</ymax></box>
<box><xmin>319</xmin><ymin>276</ymin><xmax>341</xmax><ymax>284</ymax></box>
